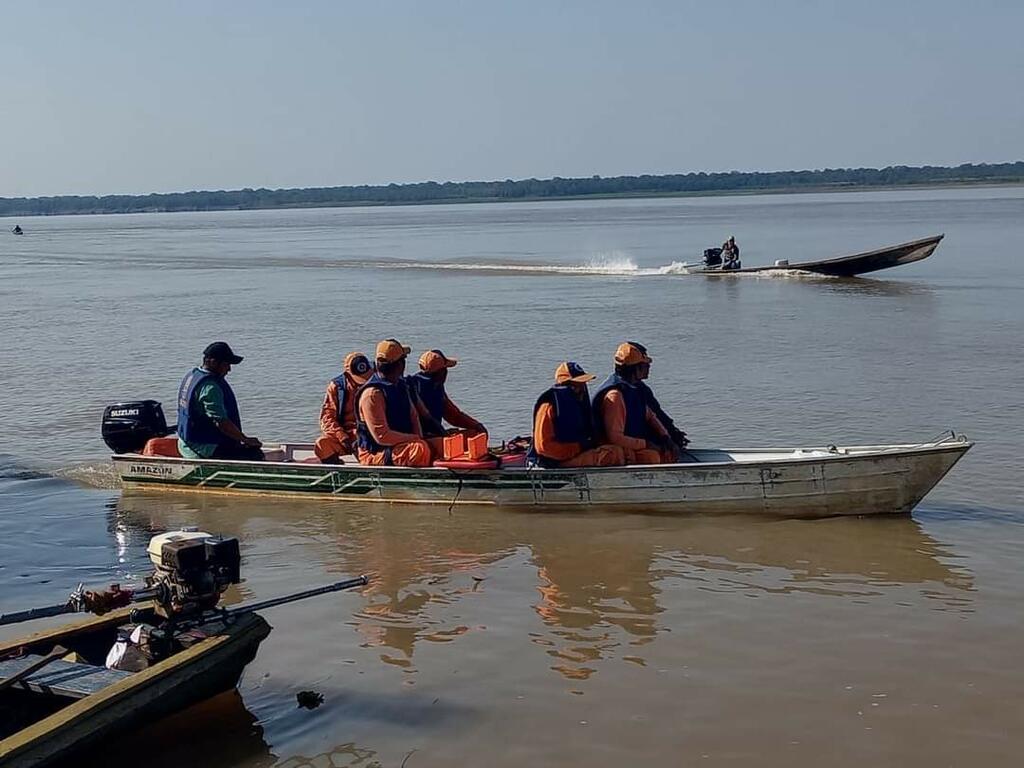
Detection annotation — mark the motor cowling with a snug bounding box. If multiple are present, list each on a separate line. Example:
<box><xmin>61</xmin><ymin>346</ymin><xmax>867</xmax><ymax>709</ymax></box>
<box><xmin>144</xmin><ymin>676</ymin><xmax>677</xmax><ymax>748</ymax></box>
<box><xmin>146</xmin><ymin>530</ymin><xmax>242</xmax><ymax>616</ymax></box>
<box><xmin>102</xmin><ymin>400</ymin><xmax>170</xmax><ymax>454</ymax></box>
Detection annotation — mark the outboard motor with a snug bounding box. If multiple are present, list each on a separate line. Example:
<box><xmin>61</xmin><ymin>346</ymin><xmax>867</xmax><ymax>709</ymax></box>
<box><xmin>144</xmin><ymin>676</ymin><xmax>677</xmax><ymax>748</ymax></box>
<box><xmin>102</xmin><ymin>400</ymin><xmax>171</xmax><ymax>454</ymax></box>
<box><xmin>703</xmin><ymin>247</ymin><xmax>723</xmax><ymax>267</ymax></box>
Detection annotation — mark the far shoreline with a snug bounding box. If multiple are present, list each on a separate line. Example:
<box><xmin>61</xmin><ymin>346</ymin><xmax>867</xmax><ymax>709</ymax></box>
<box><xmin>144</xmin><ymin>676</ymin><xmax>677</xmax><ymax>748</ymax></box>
<box><xmin>3</xmin><ymin>178</ymin><xmax>1022</xmax><ymax>219</ymax></box>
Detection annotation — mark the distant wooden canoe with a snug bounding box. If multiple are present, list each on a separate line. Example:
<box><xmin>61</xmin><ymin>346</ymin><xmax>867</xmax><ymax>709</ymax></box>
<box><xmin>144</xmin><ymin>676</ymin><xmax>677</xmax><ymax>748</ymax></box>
<box><xmin>693</xmin><ymin>234</ymin><xmax>944</xmax><ymax>277</ymax></box>
<box><xmin>0</xmin><ymin>607</ymin><xmax>270</xmax><ymax>768</ymax></box>
<box><xmin>111</xmin><ymin>435</ymin><xmax>972</xmax><ymax>518</ymax></box>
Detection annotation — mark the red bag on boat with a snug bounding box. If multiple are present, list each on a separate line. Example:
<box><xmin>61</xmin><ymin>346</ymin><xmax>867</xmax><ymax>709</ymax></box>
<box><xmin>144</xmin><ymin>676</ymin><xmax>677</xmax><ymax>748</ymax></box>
<box><xmin>497</xmin><ymin>452</ymin><xmax>527</xmax><ymax>468</ymax></box>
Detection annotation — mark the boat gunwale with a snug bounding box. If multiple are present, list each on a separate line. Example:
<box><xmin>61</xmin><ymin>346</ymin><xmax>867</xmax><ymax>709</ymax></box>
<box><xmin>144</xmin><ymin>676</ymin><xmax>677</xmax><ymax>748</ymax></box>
<box><xmin>0</xmin><ymin>608</ymin><xmax>136</xmax><ymax>660</ymax></box>
<box><xmin>110</xmin><ymin>438</ymin><xmax>973</xmax><ymax>476</ymax></box>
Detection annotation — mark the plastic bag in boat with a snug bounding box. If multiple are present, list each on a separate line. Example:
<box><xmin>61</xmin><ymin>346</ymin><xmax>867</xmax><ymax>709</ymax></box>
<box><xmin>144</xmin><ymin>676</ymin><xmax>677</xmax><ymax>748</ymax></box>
<box><xmin>105</xmin><ymin>624</ymin><xmax>154</xmax><ymax>672</ymax></box>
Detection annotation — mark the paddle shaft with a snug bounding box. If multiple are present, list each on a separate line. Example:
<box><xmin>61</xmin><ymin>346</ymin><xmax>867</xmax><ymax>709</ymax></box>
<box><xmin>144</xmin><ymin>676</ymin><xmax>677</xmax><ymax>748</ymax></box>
<box><xmin>0</xmin><ymin>576</ymin><xmax>367</xmax><ymax>629</ymax></box>
<box><xmin>222</xmin><ymin>575</ymin><xmax>369</xmax><ymax>617</ymax></box>
<box><xmin>0</xmin><ymin>602</ymin><xmax>75</xmax><ymax>627</ymax></box>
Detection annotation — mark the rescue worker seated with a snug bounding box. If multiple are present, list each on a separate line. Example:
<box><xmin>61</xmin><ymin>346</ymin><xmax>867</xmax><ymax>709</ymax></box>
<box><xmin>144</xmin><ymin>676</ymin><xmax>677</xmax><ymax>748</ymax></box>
<box><xmin>354</xmin><ymin>338</ymin><xmax>432</xmax><ymax>467</ymax></box>
<box><xmin>530</xmin><ymin>362</ymin><xmax>625</xmax><ymax>468</ymax></box>
<box><xmin>407</xmin><ymin>349</ymin><xmax>487</xmax><ymax>459</ymax></box>
<box><xmin>177</xmin><ymin>341</ymin><xmax>264</xmax><ymax>461</ymax></box>
<box><xmin>625</xmin><ymin>341</ymin><xmax>690</xmax><ymax>457</ymax></box>
<box><xmin>592</xmin><ymin>343</ymin><xmax>678</xmax><ymax>464</ymax></box>
<box><xmin>314</xmin><ymin>351</ymin><xmax>373</xmax><ymax>464</ymax></box>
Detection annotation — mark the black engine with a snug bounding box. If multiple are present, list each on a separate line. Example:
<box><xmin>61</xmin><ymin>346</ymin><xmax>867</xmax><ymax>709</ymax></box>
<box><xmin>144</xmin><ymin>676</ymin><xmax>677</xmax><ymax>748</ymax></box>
<box><xmin>703</xmin><ymin>247</ymin><xmax>723</xmax><ymax>267</ymax></box>
<box><xmin>101</xmin><ymin>400</ymin><xmax>170</xmax><ymax>454</ymax></box>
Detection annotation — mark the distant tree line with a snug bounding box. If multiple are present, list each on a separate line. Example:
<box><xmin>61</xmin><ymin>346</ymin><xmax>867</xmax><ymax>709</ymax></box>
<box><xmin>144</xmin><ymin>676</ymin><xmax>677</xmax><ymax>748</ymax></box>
<box><xmin>2</xmin><ymin>161</ymin><xmax>1022</xmax><ymax>217</ymax></box>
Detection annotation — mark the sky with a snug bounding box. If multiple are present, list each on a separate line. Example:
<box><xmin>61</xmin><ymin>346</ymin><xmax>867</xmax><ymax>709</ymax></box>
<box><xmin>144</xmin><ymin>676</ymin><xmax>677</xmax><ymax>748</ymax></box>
<box><xmin>1</xmin><ymin>0</ymin><xmax>1022</xmax><ymax>198</ymax></box>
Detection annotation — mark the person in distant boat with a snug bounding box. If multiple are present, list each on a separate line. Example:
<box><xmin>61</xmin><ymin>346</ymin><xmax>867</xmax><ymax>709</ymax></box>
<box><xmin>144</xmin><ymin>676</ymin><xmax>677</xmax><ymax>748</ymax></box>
<box><xmin>11</xmin><ymin>225</ymin><xmax>23</xmax><ymax>235</ymax></box>
<box><xmin>591</xmin><ymin>343</ymin><xmax>677</xmax><ymax>464</ymax></box>
<box><xmin>623</xmin><ymin>341</ymin><xmax>690</xmax><ymax>456</ymax></box>
<box><xmin>314</xmin><ymin>351</ymin><xmax>374</xmax><ymax>464</ymax></box>
<box><xmin>720</xmin><ymin>236</ymin><xmax>741</xmax><ymax>270</ymax></box>
<box><xmin>407</xmin><ymin>349</ymin><xmax>486</xmax><ymax>459</ymax></box>
<box><xmin>354</xmin><ymin>339</ymin><xmax>432</xmax><ymax>467</ymax></box>
<box><xmin>177</xmin><ymin>341</ymin><xmax>264</xmax><ymax>461</ymax></box>
<box><xmin>530</xmin><ymin>362</ymin><xmax>625</xmax><ymax>468</ymax></box>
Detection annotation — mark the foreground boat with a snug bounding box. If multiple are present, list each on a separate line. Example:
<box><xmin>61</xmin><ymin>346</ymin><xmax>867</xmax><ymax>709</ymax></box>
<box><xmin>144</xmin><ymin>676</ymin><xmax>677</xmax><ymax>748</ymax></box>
<box><xmin>0</xmin><ymin>607</ymin><xmax>270</xmax><ymax>768</ymax></box>
<box><xmin>112</xmin><ymin>434</ymin><xmax>972</xmax><ymax>518</ymax></box>
<box><xmin>692</xmin><ymin>234</ymin><xmax>944</xmax><ymax>276</ymax></box>
<box><xmin>1</xmin><ymin>525</ymin><xmax>368</xmax><ymax>768</ymax></box>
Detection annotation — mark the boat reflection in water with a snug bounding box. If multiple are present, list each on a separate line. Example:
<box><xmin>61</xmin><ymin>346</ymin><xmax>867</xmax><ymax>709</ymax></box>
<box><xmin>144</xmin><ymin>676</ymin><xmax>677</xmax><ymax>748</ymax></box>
<box><xmin>73</xmin><ymin>691</ymin><xmax>275</xmax><ymax>768</ymax></box>
<box><xmin>105</xmin><ymin>491</ymin><xmax>978</xmax><ymax>765</ymax></box>
<box><xmin>109</xmin><ymin>492</ymin><xmax>973</xmax><ymax>677</ymax></box>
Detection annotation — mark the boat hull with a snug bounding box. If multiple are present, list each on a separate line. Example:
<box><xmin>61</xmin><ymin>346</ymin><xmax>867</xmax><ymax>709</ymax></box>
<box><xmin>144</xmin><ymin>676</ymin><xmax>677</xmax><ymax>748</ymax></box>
<box><xmin>0</xmin><ymin>610</ymin><xmax>271</xmax><ymax>768</ymax></box>
<box><xmin>111</xmin><ymin>438</ymin><xmax>972</xmax><ymax>518</ymax></box>
<box><xmin>694</xmin><ymin>234</ymin><xmax>944</xmax><ymax>277</ymax></box>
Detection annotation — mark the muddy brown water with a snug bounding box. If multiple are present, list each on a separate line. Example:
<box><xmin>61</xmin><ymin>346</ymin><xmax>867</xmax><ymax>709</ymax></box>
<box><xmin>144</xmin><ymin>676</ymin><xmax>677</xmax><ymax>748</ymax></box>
<box><xmin>1</xmin><ymin>187</ymin><xmax>1022</xmax><ymax>766</ymax></box>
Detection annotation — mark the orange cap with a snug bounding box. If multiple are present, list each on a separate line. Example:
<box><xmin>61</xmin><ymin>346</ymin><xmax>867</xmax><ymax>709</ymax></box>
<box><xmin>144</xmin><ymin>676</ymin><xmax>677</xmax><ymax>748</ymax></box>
<box><xmin>554</xmin><ymin>361</ymin><xmax>596</xmax><ymax>385</ymax></box>
<box><xmin>419</xmin><ymin>349</ymin><xmax>458</xmax><ymax>374</ymax></box>
<box><xmin>344</xmin><ymin>351</ymin><xmax>373</xmax><ymax>384</ymax></box>
<box><xmin>375</xmin><ymin>338</ymin><xmax>411</xmax><ymax>364</ymax></box>
<box><xmin>614</xmin><ymin>341</ymin><xmax>652</xmax><ymax>366</ymax></box>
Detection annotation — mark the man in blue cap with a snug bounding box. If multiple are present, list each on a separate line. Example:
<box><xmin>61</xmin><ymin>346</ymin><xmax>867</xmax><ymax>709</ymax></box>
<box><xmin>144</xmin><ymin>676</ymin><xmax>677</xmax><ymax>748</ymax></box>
<box><xmin>177</xmin><ymin>341</ymin><xmax>264</xmax><ymax>461</ymax></box>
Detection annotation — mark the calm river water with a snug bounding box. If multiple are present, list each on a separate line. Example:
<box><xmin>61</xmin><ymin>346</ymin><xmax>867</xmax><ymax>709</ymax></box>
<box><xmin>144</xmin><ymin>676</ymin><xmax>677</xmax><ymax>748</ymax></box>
<box><xmin>1</xmin><ymin>187</ymin><xmax>1022</xmax><ymax>766</ymax></box>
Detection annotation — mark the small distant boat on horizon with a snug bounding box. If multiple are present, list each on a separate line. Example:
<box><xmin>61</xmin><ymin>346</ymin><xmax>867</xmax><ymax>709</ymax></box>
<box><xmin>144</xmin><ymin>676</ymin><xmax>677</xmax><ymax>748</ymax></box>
<box><xmin>692</xmin><ymin>234</ymin><xmax>944</xmax><ymax>277</ymax></box>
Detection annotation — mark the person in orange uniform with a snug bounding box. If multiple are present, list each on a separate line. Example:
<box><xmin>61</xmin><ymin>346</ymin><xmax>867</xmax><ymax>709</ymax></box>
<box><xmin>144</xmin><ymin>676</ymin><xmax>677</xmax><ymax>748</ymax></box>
<box><xmin>407</xmin><ymin>349</ymin><xmax>487</xmax><ymax>459</ymax></box>
<box><xmin>592</xmin><ymin>342</ymin><xmax>677</xmax><ymax>464</ymax></box>
<box><xmin>630</xmin><ymin>341</ymin><xmax>690</xmax><ymax>455</ymax></box>
<box><xmin>313</xmin><ymin>351</ymin><xmax>374</xmax><ymax>463</ymax></box>
<box><xmin>354</xmin><ymin>339</ymin><xmax>432</xmax><ymax>467</ymax></box>
<box><xmin>530</xmin><ymin>362</ymin><xmax>625</xmax><ymax>468</ymax></box>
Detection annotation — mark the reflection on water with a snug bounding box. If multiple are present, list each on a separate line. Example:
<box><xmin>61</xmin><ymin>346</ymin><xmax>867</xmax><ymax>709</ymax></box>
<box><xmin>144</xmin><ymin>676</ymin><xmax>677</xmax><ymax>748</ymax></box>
<box><xmin>110</xmin><ymin>492</ymin><xmax>974</xmax><ymax>685</ymax></box>
<box><xmin>277</xmin><ymin>743</ymin><xmax>381</xmax><ymax>768</ymax></box>
<box><xmin>97</xmin><ymin>491</ymin><xmax>994</xmax><ymax>767</ymax></box>
<box><xmin>71</xmin><ymin>692</ymin><xmax>274</xmax><ymax>768</ymax></box>
<box><xmin>815</xmin><ymin>276</ymin><xmax>935</xmax><ymax>297</ymax></box>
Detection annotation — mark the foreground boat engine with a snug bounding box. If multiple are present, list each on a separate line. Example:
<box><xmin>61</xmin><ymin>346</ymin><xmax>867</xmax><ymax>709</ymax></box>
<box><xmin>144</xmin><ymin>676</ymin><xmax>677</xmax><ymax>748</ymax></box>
<box><xmin>101</xmin><ymin>400</ymin><xmax>170</xmax><ymax>454</ymax></box>
<box><xmin>144</xmin><ymin>530</ymin><xmax>242</xmax><ymax>617</ymax></box>
<box><xmin>0</xmin><ymin>530</ymin><xmax>239</xmax><ymax>630</ymax></box>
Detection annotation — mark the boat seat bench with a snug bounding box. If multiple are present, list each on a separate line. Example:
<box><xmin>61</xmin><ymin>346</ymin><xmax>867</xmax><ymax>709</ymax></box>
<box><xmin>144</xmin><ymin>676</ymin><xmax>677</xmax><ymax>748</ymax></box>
<box><xmin>0</xmin><ymin>655</ymin><xmax>134</xmax><ymax>698</ymax></box>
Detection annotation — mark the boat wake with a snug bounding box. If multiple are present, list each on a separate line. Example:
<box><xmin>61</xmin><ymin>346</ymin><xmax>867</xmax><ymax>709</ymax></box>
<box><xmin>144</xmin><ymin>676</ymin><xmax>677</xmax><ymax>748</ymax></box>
<box><xmin>341</xmin><ymin>254</ymin><xmax>834</xmax><ymax>278</ymax></box>
<box><xmin>0</xmin><ymin>455</ymin><xmax>120</xmax><ymax>490</ymax></box>
<box><xmin>362</xmin><ymin>254</ymin><xmax>697</xmax><ymax>277</ymax></box>
<box><xmin>52</xmin><ymin>462</ymin><xmax>123</xmax><ymax>490</ymax></box>
<box><xmin>0</xmin><ymin>455</ymin><xmax>51</xmax><ymax>481</ymax></box>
